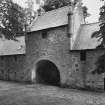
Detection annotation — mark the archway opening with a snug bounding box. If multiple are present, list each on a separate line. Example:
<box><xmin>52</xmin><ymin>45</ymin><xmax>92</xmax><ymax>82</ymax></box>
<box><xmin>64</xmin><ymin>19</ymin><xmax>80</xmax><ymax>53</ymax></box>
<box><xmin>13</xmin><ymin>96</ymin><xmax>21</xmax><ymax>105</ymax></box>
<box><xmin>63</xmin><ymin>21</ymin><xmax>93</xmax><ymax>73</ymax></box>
<box><xmin>36</xmin><ymin>60</ymin><xmax>60</xmax><ymax>86</ymax></box>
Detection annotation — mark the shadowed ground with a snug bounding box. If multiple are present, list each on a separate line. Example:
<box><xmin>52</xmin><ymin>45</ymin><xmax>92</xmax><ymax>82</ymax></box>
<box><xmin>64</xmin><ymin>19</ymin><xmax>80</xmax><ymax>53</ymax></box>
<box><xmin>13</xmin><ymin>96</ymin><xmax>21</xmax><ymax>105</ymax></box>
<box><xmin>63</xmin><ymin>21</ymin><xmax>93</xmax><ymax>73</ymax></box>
<box><xmin>0</xmin><ymin>81</ymin><xmax>105</xmax><ymax>105</ymax></box>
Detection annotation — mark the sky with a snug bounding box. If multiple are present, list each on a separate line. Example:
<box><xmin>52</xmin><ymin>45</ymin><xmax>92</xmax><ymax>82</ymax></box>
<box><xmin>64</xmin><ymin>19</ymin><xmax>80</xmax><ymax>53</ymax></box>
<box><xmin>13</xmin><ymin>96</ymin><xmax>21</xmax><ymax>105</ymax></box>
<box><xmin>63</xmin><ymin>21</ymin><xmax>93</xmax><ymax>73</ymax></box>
<box><xmin>82</xmin><ymin>0</ymin><xmax>103</xmax><ymax>23</ymax></box>
<box><xmin>13</xmin><ymin>0</ymin><xmax>104</xmax><ymax>23</ymax></box>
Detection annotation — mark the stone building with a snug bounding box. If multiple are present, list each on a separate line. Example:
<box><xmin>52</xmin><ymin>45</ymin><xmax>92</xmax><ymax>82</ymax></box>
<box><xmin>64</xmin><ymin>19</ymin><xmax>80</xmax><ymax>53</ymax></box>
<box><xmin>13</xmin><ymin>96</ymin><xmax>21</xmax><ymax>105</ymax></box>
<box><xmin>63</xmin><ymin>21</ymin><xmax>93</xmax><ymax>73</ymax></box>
<box><xmin>0</xmin><ymin>36</ymin><xmax>27</xmax><ymax>82</ymax></box>
<box><xmin>26</xmin><ymin>1</ymin><xmax>104</xmax><ymax>90</ymax></box>
<box><xmin>0</xmin><ymin>0</ymin><xmax>104</xmax><ymax>90</ymax></box>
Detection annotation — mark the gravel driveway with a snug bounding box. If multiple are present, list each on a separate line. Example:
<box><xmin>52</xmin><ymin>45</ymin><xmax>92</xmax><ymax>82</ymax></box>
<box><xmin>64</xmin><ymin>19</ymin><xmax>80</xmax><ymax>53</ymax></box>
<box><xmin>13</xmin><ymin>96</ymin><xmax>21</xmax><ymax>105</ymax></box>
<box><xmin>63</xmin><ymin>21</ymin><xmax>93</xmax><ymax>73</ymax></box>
<box><xmin>0</xmin><ymin>81</ymin><xmax>105</xmax><ymax>105</ymax></box>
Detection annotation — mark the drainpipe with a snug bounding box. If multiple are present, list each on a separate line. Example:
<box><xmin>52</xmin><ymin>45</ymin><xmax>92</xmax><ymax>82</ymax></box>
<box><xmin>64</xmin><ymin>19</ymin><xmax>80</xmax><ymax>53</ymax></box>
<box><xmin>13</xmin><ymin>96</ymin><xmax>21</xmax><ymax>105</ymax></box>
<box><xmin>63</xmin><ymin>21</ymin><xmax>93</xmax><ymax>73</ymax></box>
<box><xmin>67</xmin><ymin>10</ymin><xmax>73</xmax><ymax>50</ymax></box>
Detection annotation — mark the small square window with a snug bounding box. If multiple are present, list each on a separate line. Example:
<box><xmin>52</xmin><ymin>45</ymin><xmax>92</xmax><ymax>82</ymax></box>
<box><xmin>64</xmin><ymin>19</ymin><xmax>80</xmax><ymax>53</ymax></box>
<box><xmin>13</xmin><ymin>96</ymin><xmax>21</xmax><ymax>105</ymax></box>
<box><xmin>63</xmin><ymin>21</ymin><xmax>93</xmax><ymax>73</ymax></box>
<box><xmin>76</xmin><ymin>69</ymin><xmax>79</xmax><ymax>71</ymax></box>
<box><xmin>42</xmin><ymin>30</ymin><xmax>47</xmax><ymax>38</ymax></box>
<box><xmin>75</xmin><ymin>64</ymin><xmax>78</xmax><ymax>67</ymax></box>
<box><xmin>80</xmin><ymin>51</ymin><xmax>86</xmax><ymax>61</ymax></box>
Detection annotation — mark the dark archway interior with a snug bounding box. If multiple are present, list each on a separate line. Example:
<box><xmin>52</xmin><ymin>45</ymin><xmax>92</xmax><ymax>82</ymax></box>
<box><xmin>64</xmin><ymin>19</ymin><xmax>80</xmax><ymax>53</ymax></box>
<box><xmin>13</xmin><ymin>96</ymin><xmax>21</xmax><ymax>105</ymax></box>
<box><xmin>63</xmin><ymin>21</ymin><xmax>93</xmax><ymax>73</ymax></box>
<box><xmin>36</xmin><ymin>60</ymin><xmax>60</xmax><ymax>86</ymax></box>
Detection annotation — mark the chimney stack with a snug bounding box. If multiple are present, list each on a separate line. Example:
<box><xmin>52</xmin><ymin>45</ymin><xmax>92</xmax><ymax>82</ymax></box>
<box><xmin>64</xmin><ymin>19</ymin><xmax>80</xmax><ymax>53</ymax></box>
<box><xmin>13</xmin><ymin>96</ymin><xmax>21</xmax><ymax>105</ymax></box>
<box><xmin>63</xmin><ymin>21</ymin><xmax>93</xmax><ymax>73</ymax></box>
<box><xmin>67</xmin><ymin>11</ymin><xmax>73</xmax><ymax>38</ymax></box>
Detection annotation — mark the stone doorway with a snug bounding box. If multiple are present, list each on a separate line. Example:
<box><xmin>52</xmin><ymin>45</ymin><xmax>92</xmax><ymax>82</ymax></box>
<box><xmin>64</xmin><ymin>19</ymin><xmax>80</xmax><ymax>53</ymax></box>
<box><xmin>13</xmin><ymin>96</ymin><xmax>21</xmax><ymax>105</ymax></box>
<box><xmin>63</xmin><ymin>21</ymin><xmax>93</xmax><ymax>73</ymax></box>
<box><xmin>36</xmin><ymin>60</ymin><xmax>60</xmax><ymax>86</ymax></box>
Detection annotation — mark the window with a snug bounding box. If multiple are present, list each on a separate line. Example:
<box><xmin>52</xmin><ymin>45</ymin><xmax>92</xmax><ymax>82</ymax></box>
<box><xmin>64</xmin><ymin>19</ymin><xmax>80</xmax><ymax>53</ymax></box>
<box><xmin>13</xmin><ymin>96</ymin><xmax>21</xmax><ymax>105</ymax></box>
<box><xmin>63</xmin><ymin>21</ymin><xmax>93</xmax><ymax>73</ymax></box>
<box><xmin>42</xmin><ymin>30</ymin><xmax>47</xmax><ymax>38</ymax></box>
<box><xmin>80</xmin><ymin>50</ymin><xmax>86</xmax><ymax>61</ymax></box>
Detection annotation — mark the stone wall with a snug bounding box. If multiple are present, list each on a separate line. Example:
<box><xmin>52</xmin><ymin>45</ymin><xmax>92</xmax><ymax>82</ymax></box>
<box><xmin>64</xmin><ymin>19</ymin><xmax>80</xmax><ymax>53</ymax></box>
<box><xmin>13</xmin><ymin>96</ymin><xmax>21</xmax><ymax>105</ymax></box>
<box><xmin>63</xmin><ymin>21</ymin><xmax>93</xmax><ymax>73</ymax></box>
<box><xmin>70</xmin><ymin>49</ymin><xmax>105</xmax><ymax>90</ymax></box>
<box><xmin>0</xmin><ymin>25</ymin><xmax>104</xmax><ymax>90</ymax></box>
<box><xmin>27</xmin><ymin>25</ymin><xmax>105</xmax><ymax>89</ymax></box>
<box><xmin>0</xmin><ymin>54</ymin><xmax>30</xmax><ymax>82</ymax></box>
<box><xmin>66</xmin><ymin>51</ymin><xmax>84</xmax><ymax>88</ymax></box>
<box><xmin>26</xmin><ymin>26</ymin><xmax>84</xmax><ymax>87</ymax></box>
<box><xmin>85</xmin><ymin>49</ymin><xmax>105</xmax><ymax>90</ymax></box>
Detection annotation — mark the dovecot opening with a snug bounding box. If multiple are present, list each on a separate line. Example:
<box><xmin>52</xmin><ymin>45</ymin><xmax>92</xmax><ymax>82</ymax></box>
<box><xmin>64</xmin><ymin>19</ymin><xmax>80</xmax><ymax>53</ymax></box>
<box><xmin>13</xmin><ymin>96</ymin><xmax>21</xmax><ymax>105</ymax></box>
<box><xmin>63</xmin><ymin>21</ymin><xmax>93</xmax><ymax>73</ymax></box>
<box><xmin>36</xmin><ymin>60</ymin><xmax>60</xmax><ymax>86</ymax></box>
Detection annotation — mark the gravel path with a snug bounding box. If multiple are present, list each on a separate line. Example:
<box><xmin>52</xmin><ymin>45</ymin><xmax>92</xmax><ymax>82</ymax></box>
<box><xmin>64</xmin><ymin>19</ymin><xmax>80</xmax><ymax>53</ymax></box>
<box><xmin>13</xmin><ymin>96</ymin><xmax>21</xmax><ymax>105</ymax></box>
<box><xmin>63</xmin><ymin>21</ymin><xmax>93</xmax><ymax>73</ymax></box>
<box><xmin>0</xmin><ymin>81</ymin><xmax>105</xmax><ymax>105</ymax></box>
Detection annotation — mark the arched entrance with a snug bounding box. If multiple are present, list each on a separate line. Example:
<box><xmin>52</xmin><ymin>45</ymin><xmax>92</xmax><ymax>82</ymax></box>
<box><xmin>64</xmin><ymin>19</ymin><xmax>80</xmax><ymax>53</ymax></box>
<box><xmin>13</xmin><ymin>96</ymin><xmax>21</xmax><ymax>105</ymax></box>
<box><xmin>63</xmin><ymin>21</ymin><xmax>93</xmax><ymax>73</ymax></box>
<box><xmin>36</xmin><ymin>60</ymin><xmax>60</xmax><ymax>86</ymax></box>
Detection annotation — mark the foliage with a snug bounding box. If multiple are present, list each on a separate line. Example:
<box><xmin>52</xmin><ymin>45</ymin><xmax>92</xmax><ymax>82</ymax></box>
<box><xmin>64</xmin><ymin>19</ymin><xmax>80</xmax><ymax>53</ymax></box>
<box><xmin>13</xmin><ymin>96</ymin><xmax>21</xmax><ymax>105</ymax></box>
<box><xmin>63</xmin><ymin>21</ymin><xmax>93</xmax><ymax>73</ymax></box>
<box><xmin>24</xmin><ymin>0</ymin><xmax>36</xmax><ymax>25</ymax></box>
<box><xmin>92</xmin><ymin>53</ymin><xmax>105</xmax><ymax>74</ymax></box>
<box><xmin>82</xmin><ymin>6</ymin><xmax>90</xmax><ymax>22</ymax></box>
<box><xmin>91</xmin><ymin>1</ymin><xmax>105</xmax><ymax>48</ymax></box>
<box><xmin>0</xmin><ymin>0</ymin><xmax>25</xmax><ymax>40</ymax></box>
<box><xmin>42</xmin><ymin>0</ymin><xmax>89</xmax><ymax>21</ymax></box>
<box><xmin>42</xmin><ymin>0</ymin><xmax>83</xmax><ymax>12</ymax></box>
<box><xmin>91</xmin><ymin>0</ymin><xmax>105</xmax><ymax>74</ymax></box>
<box><xmin>42</xmin><ymin>0</ymin><xmax>72</xmax><ymax>12</ymax></box>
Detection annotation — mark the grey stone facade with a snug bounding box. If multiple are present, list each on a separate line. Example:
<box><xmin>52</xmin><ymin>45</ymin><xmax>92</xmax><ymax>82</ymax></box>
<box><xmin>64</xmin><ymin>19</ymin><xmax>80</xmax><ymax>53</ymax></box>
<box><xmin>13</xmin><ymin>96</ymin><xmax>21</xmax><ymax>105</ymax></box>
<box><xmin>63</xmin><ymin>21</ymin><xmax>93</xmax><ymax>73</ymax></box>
<box><xmin>26</xmin><ymin>26</ymin><xmax>72</xmax><ymax>85</ymax></box>
<box><xmin>0</xmin><ymin>27</ymin><xmax>104</xmax><ymax>89</ymax></box>
<box><xmin>0</xmin><ymin>4</ymin><xmax>104</xmax><ymax>91</ymax></box>
<box><xmin>0</xmin><ymin>54</ymin><xmax>26</xmax><ymax>82</ymax></box>
<box><xmin>26</xmin><ymin>25</ymin><xmax>105</xmax><ymax>89</ymax></box>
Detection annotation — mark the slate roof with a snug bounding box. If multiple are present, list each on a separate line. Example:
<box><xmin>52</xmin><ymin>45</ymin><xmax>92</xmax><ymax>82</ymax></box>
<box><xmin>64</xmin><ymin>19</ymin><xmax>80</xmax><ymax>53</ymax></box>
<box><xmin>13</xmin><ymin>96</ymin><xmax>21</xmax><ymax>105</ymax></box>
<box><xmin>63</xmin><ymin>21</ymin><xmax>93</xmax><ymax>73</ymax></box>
<box><xmin>0</xmin><ymin>36</ymin><xmax>25</xmax><ymax>56</ymax></box>
<box><xmin>72</xmin><ymin>22</ymin><xmax>102</xmax><ymax>50</ymax></box>
<box><xmin>30</xmin><ymin>6</ymin><xmax>71</xmax><ymax>32</ymax></box>
<box><xmin>29</xmin><ymin>5</ymin><xmax>101</xmax><ymax>50</ymax></box>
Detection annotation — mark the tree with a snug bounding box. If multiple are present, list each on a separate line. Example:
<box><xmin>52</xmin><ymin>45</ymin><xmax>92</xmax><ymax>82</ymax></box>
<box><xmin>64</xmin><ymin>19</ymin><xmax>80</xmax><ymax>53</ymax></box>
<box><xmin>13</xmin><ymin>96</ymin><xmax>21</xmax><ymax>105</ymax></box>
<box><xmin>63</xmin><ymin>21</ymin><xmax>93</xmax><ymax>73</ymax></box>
<box><xmin>92</xmin><ymin>54</ymin><xmax>105</xmax><ymax>74</ymax></box>
<box><xmin>42</xmin><ymin>0</ymin><xmax>89</xmax><ymax>22</ymax></box>
<box><xmin>82</xmin><ymin>6</ymin><xmax>90</xmax><ymax>23</ymax></box>
<box><xmin>24</xmin><ymin>0</ymin><xmax>36</xmax><ymax>25</ymax></box>
<box><xmin>0</xmin><ymin>0</ymin><xmax>25</xmax><ymax>40</ymax></box>
<box><xmin>42</xmin><ymin>0</ymin><xmax>72</xmax><ymax>12</ymax></box>
<box><xmin>92</xmin><ymin>2</ymin><xmax>105</xmax><ymax>48</ymax></box>
<box><xmin>91</xmin><ymin>0</ymin><xmax>105</xmax><ymax>74</ymax></box>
